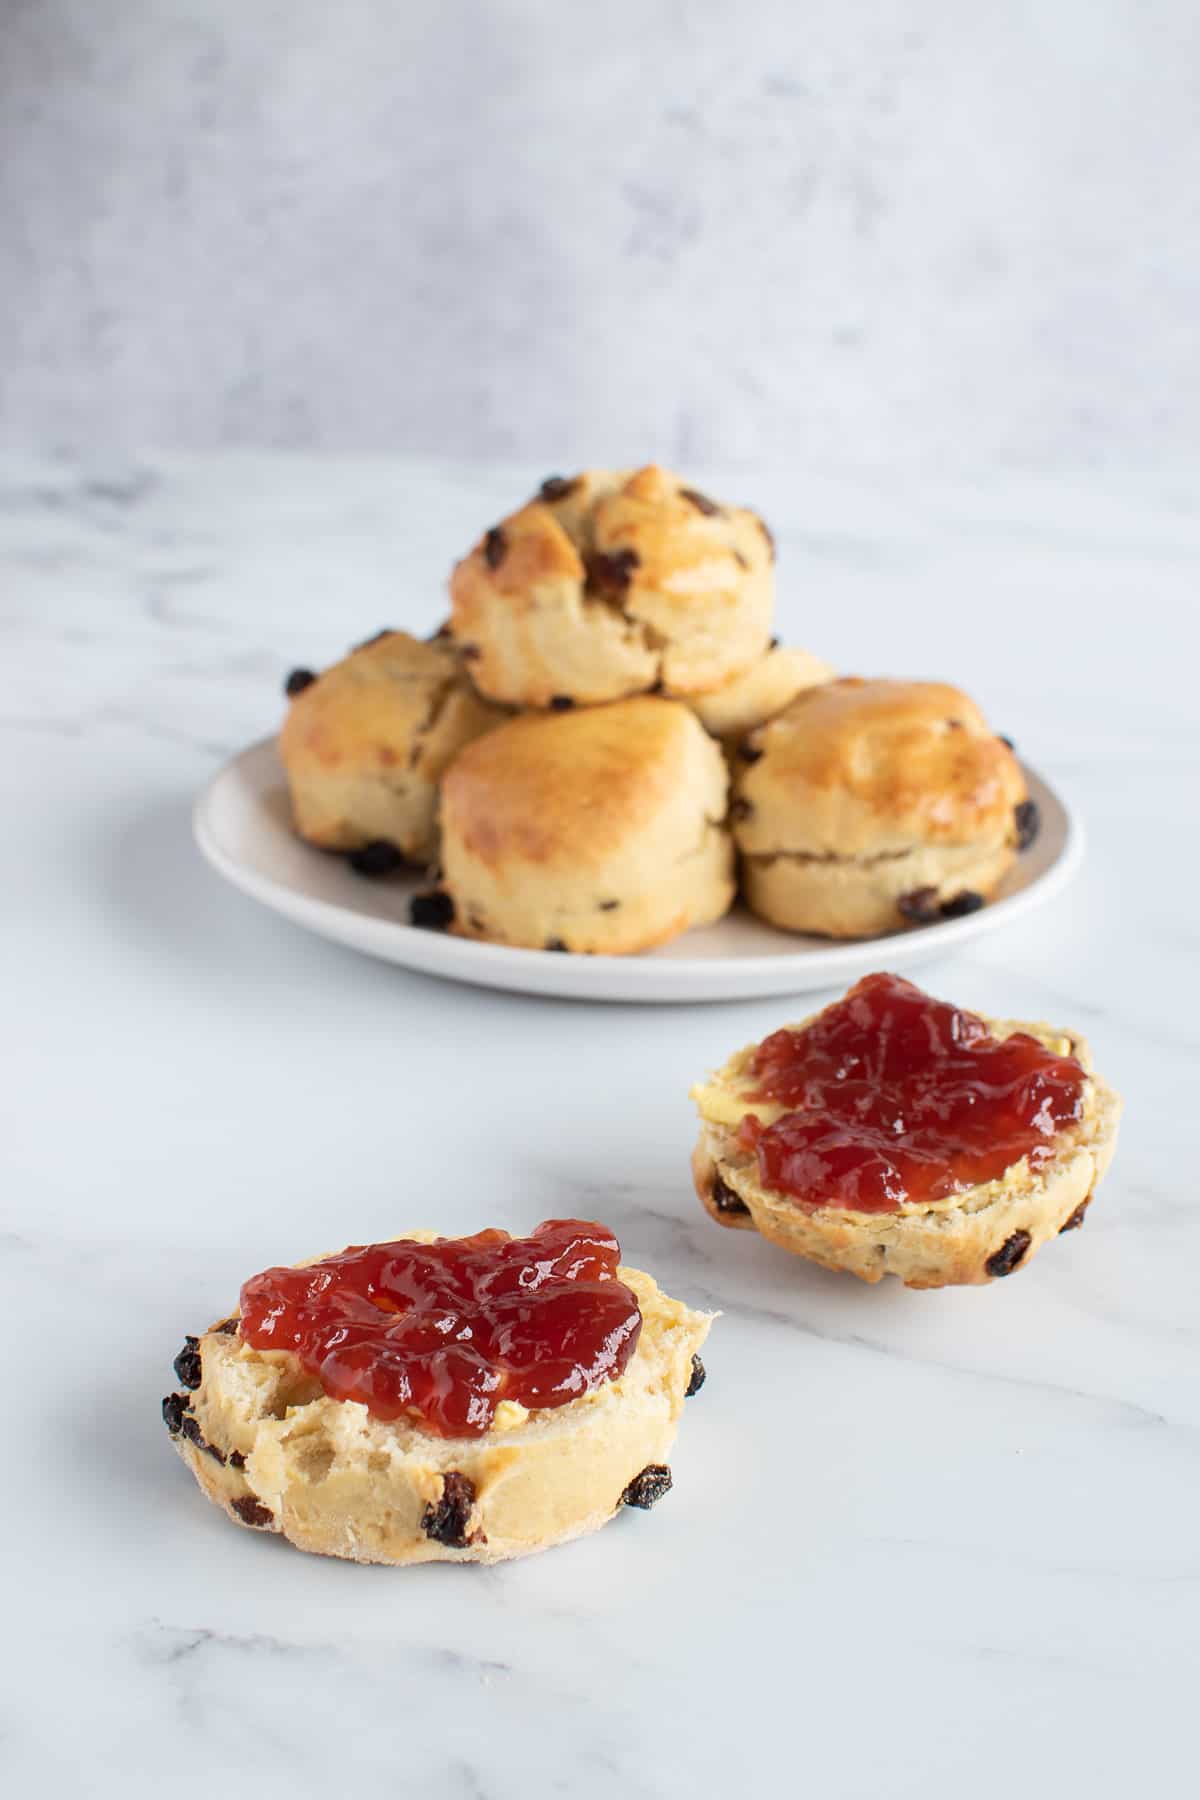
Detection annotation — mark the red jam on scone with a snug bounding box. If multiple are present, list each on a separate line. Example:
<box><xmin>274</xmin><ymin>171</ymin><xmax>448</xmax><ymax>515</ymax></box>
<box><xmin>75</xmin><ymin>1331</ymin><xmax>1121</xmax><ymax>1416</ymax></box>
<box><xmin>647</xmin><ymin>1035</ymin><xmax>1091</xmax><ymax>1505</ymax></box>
<box><xmin>736</xmin><ymin>972</ymin><xmax>1086</xmax><ymax>1212</ymax></box>
<box><xmin>238</xmin><ymin>1219</ymin><xmax>643</xmax><ymax>1436</ymax></box>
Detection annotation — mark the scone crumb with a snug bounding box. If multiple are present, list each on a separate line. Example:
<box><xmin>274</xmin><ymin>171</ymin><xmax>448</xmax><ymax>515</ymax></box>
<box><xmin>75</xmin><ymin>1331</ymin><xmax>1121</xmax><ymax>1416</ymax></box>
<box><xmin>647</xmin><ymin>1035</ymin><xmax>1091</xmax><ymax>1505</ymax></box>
<box><xmin>492</xmin><ymin>1400</ymin><xmax>530</xmax><ymax>1432</ymax></box>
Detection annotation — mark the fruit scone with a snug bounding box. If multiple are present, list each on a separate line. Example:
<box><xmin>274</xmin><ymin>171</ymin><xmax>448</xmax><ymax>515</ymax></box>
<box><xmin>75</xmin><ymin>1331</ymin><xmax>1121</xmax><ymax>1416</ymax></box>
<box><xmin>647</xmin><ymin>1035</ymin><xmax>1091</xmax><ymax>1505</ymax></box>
<box><xmin>690</xmin><ymin>972</ymin><xmax>1121</xmax><ymax>1289</ymax></box>
<box><xmin>731</xmin><ymin>677</ymin><xmax>1033</xmax><ymax>938</ymax></box>
<box><xmin>687</xmin><ymin>642</ymin><xmax>834</xmax><ymax>743</ymax></box>
<box><xmin>449</xmin><ymin>465</ymin><xmax>776</xmax><ymax>707</ymax></box>
<box><xmin>163</xmin><ymin>1220</ymin><xmax>712</xmax><ymax>1565</ymax></box>
<box><xmin>431</xmin><ymin>696</ymin><xmax>735</xmax><ymax>953</ymax></box>
<box><xmin>279</xmin><ymin>628</ymin><xmax>504</xmax><ymax>871</ymax></box>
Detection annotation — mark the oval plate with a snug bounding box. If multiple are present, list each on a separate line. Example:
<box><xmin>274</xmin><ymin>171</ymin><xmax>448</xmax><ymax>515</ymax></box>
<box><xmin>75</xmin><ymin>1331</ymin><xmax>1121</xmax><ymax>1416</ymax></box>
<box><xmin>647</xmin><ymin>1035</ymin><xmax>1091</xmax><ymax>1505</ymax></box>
<box><xmin>194</xmin><ymin>740</ymin><xmax>1083</xmax><ymax>1004</ymax></box>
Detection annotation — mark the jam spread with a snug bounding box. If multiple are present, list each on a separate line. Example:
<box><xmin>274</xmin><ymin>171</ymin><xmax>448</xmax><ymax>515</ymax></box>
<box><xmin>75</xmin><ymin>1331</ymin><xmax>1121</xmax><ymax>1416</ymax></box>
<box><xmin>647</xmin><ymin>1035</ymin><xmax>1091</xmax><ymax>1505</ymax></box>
<box><xmin>238</xmin><ymin>1219</ymin><xmax>642</xmax><ymax>1437</ymax></box>
<box><xmin>736</xmin><ymin>972</ymin><xmax>1085</xmax><ymax>1213</ymax></box>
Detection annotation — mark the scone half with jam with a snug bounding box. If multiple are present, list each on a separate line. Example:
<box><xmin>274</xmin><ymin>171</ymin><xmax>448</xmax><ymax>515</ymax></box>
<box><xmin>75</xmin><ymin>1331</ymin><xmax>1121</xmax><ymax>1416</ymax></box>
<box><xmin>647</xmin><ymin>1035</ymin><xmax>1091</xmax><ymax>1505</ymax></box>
<box><xmin>163</xmin><ymin>1221</ymin><xmax>712</xmax><ymax>1565</ymax></box>
<box><xmin>691</xmin><ymin>973</ymin><xmax>1121</xmax><ymax>1289</ymax></box>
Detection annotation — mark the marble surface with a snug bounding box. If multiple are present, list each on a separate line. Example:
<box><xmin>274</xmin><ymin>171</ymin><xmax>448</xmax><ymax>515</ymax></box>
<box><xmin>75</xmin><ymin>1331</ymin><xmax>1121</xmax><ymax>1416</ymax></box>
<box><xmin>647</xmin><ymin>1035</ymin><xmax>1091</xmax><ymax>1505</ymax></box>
<box><xmin>5</xmin><ymin>2</ymin><xmax>1199</xmax><ymax>466</ymax></box>
<box><xmin>4</xmin><ymin>453</ymin><xmax>1197</xmax><ymax>1797</ymax></box>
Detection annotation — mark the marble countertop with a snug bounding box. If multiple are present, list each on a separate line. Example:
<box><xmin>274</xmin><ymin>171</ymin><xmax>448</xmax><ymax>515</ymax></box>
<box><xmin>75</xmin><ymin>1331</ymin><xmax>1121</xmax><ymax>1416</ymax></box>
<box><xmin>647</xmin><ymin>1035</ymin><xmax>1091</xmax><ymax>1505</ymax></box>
<box><xmin>5</xmin><ymin>454</ymin><xmax>1197</xmax><ymax>1798</ymax></box>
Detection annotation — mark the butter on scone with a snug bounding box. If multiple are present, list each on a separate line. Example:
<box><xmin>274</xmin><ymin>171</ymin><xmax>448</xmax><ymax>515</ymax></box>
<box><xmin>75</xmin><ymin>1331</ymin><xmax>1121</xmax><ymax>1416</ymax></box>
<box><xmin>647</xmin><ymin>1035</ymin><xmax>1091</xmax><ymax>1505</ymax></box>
<box><xmin>163</xmin><ymin>1221</ymin><xmax>713</xmax><ymax>1565</ymax></box>
<box><xmin>732</xmin><ymin>677</ymin><xmax>1032</xmax><ymax>939</ymax></box>
<box><xmin>438</xmin><ymin>697</ymin><xmax>735</xmax><ymax>953</ymax></box>
<box><xmin>690</xmin><ymin>972</ymin><xmax>1121</xmax><ymax>1289</ymax></box>
<box><xmin>687</xmin><ymin>643</ymin><xmax>834</xmax><ymax>742</ymax></box>
<box><xmin>279</xmin><ymin>629</ymin><xmax>503</xmax><ymax>866</ymax></box>
<box><xmin>449</xmin><ymin>466</ymin><xmax>775</xmax><ymax>708</ymax></box>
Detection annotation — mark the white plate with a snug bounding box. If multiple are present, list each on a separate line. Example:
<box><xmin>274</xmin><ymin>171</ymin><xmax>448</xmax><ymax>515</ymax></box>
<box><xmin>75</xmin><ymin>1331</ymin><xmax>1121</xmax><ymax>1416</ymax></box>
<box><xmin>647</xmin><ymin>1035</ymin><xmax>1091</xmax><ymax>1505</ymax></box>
<box><xmin>194</xmin><ymin>740</ymin><xmax>1083</xmax><ymax>1004</ymax></box>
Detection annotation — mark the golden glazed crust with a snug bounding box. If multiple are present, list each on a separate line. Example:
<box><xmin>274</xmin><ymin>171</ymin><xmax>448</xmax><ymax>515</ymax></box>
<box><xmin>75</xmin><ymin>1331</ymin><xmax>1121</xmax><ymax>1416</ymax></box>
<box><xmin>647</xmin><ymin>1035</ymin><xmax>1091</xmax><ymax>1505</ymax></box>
<box><xmin>167</xmin><ymin>1257</ymin><xmax>713</xmax><ymax>1566</ymax></box>
<box><xmin>278</xmin><ymin>631</ymin><xmax>504</xmax><ymax>861</ymax></box>
<box><xmin>439</xmin><ymin>698</ymin><xmax>735</xmax><ymax>952</ymax></box>
<box><xmin>449</xmin><ymin>466</ymin><xmax>775</xmax><ymax>707</ymax></box>
<box><xmin>690</xmin><ymin>1013</ymin><xmax>1122</xmax><ymax>1289</ymax></box>
<box><xmin>732</xmin><ymin>678</ymin><xmax>1028</xmax><ymax>938</ymax></box>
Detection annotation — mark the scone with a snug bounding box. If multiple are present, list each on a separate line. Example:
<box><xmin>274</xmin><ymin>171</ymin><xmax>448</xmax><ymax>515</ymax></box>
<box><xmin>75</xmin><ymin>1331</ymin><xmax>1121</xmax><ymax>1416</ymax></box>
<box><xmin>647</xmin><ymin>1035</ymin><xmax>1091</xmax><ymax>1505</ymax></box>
<box><xmin>279</xmin><ymin>629</ymin><xmax>503</xmax><ymax>865</ymax></box>
<box><xmin>438</xmin><ymin>697</ymin><xmax>735</xmax><ymax>953</ymax></box>
<box><xmin>688</xmin><ymin>643</ymin><xmax>834</xmax><ymax>741</ymax></box>
<box><xmin>449</xmin><ymin>465</ymin><xmax>775</xmax><ymax>707</ymax></box>
<box><xmin>732</xmin><ymin>677</ymin><xmax>1032</xmax><ymax>938</ymax></box>
<box><xmin>691</xmin><ymin>972</ymin><xmax>1122</xmax><ymax>1289</ymax></box>
<box><xmin>163</xmin><ymin>1220</ymin><xmax>713</xmax><ymax>1565</ymax></box>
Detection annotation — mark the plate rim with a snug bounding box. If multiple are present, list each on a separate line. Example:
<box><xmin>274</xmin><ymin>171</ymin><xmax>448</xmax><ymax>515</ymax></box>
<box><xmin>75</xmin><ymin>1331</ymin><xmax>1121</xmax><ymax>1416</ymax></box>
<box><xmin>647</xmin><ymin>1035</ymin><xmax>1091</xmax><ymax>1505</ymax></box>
<box><xmin>193</xmin><ymin>738</ymin><xmax>1085</xmax><ymax>1004</ymax></box>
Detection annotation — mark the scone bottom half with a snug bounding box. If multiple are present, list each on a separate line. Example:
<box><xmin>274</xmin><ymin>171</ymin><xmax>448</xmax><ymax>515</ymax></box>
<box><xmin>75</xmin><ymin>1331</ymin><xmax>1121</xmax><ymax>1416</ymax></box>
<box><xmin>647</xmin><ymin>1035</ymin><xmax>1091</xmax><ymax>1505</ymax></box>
<box><xmin>690</xmin><ymin>973</ymin><xmax>1122</xmax><ymax>1290</ymax></box>
<box><xmin>162</xmin><ymin>1221</ymin><xmax>713</xmax><ymax>1566</ymax></box>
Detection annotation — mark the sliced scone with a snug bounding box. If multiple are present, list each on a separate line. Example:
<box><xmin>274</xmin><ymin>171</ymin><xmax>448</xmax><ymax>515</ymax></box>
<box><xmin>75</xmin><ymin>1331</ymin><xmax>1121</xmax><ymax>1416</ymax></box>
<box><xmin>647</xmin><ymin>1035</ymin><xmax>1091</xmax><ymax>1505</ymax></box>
<box><xmin>691</xmin><ymin>972</ymin><xmax>1121</xmax><ymax>1289</ymax></box>
<box><xmin>163</xmin><ymin>1220</ymin><xmax>712</xmax><ymax>1564</ymax></box>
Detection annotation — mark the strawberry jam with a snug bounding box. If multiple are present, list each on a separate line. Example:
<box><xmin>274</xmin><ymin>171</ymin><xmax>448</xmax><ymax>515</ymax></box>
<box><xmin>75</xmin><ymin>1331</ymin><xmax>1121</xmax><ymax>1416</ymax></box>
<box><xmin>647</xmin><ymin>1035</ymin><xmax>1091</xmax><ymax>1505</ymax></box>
<box><xmin>237</xmin><ymin>1220</ymin><xmax>642</xmax><ymax>1437</ymax></box>
<box><xmin>736</xmin><ymin>972</ymin><xmax>1085</xmax><ymax>1213</ymax></box>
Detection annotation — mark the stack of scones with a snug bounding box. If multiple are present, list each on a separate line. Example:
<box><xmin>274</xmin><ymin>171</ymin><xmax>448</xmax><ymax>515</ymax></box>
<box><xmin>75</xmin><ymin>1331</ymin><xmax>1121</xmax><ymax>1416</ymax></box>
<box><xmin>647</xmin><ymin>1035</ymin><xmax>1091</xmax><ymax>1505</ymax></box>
<box><xmin>280</xmin><ymin>466</ymin><xmax>1037</xmax><ymax>951</ymax></box>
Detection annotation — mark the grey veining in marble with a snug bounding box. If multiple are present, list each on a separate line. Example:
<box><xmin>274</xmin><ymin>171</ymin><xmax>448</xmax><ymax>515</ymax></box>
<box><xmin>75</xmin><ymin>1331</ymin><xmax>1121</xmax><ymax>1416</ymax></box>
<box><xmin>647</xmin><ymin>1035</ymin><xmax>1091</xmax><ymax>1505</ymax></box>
<box><xmin>2</xmin><ymin>453</ymin><xmax>1198</xmax><ymax>1798</ymax></box>
<box><xmin>3</xmin><ymin>2</ymin><xmax>1199</xmax><ymax>465</ymax></box>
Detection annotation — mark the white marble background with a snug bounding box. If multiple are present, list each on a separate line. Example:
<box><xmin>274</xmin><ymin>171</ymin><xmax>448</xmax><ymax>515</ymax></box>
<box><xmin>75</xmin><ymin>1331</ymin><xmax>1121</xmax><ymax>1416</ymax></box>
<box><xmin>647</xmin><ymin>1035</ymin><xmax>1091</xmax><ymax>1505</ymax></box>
<box><xmin>3</xmin><ymin>0</ymin><xmax>1199</xmax><ymax>465</ymax></box>
<box><xmin>4</xmin><ymin>452</ymin><xmax>1199</xmax><ymax>1796</ymax></box>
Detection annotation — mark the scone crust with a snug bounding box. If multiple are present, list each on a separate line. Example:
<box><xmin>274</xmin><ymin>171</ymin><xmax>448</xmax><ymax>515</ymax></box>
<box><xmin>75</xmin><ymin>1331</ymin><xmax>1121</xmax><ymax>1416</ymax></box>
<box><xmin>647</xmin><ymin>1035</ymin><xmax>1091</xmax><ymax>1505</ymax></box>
<box><xmin>733</xmin><ymin>677</ymin><xmax>1027</xmax><ymax>938</ymax></box>
<box><xmin>687</xmin><ymin>644</ymin><xmax>834</xmax><ymax>741</ymax></box>
<box><xmin>691</xmin><ymin>1015</ymin><xmax>1122</xmax><ymax>1289</ymax></box>
<box><xmin>279</xmin><ymin>631</ymin><xmax>503</xmax><ymax>861</ymax></box>
<box><xmin>169</xmin><ymin>1260</ymin><xmax>712</xmax><ymax>1565</ymax></box>
<box><xmin>449</xmin><ymin>465</ymin><xmax>774</xmax><ymax>707</ymax></box>
<box><xmin>439</xmin><ymin>697</ymin><xmax>735</xmax><ymax>952</ymax></box>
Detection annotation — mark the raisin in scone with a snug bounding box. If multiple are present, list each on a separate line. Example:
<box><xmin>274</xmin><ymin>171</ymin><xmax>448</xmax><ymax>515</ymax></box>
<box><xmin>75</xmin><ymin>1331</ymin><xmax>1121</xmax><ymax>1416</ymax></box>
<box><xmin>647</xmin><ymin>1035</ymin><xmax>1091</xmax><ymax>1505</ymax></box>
<box><xmin>732</xmin><ymin>678</ymin><xmax>1031</xmax><ymax>939</ymax></box>
<box><xmin>449</xmin><ymin>466</ymin><xmax>775</xmax><ymax>708</ymax></box>
<box><xmin>279</xmin><ymin>629</ymin><xmax>503</xmax><ymax>866</ymax></box>
<box><xmin>437</xmin><ymin>697</ymin><xmax>735</xmax><ymax>953</ymax></box>
<box><xmin>690</xmin><ymin>973</ymin><xmax>1121</xmax><ymax>1290</ymax></box>
<box><xmin>164</xmin><ymin>1221</ymin><xmax>713</xmax><ymax>1566</ymax></box>
<box><xmin>687</xmin><ymin>643</ymin><xmax>833</xmax><ymax>742</ymax></box>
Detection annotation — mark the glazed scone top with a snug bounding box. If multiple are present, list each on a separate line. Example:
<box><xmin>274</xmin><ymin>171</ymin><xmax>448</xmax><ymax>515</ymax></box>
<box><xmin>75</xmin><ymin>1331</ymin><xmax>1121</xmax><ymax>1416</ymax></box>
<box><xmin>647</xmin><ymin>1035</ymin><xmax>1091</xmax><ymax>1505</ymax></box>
<box><xmin>279</xmin><ymin>629</ymin><xmax>500</xmax><ymax>785</ymax></box>
<box><xmin>450</xmin><ymin>465</ymin><xmax>775</xmax><ymax>705</ymax></box>
<box><xmin>441</xmin><ymin>696</ymin><xmax>729</xmax><ymax>875</ymax></box>
<box><xmin>734</xmin><ymin>677</ymin><xmax>1027</xmax><ymax>857</ymax></box>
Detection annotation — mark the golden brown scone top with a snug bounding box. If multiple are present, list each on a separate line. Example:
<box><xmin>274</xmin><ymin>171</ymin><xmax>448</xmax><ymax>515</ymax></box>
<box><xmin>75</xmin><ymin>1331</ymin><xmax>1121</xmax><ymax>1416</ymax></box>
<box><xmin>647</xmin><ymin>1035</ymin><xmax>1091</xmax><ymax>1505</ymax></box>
<box><xmin>586</xmin><ymin>463</ymin><xmax>772</xmax><ymax>602</ymax></box>
<box><xmin>441</xmin><ymin>696</ymin><xmax>726</xmax><ymax>873</ymax></box>
<box><xmin>279</xmin><ymin>629</ymin><xmax>496</xmax><ymax>782</ymax></box>
<box><xmin>735</xmin><ymin>677</ymin><xmax>1027</xmax><ymax>856</ymax></box>
<box><xmin>449</xmin><ymin>465</ymin><xmax>775</xmax><ymax>704</ymax></box>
